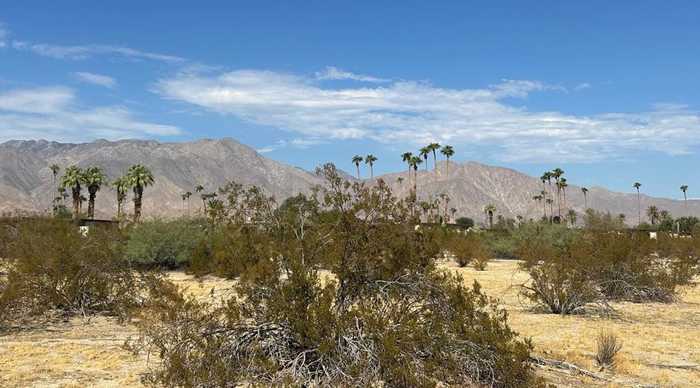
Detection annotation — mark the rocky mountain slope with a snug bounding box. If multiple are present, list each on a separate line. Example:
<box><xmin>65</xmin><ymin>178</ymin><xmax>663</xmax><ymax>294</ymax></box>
<box><xmin>1</xmin><ymin>138</ymin><xmax>697</xmax><ymax>224</ymax></box>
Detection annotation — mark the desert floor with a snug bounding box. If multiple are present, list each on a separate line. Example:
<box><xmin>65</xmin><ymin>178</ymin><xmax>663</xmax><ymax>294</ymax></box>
<box><xmin>1</xmin><ymin>260</ymin><xmax>698</xmax><ymax>387</ymax></box>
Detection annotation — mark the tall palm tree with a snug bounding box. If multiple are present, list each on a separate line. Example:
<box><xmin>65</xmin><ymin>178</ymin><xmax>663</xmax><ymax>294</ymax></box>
<box><xmin>646</xmin><ymin>205</ymin><xmax>659</xmax><ymax>225</ymax></box>
<box><xmin>365</xmin><ymin>154</ymin><xmax>378</xmax><ymax>179</ymax></box>
<box><xmin>533</xmin><ymin>194</ymin><xmax>545</xmax><ymax>219</ymax></box>
<box><xmin>49</xmin><ymin>164</ymin><xmax>60</xmax><ymax>212</ymax></box>
<box><xmin>352</xmin><ymin>155</ymin><xmax>364</xmax><ymax>179</ymax></box>
<box><xmin>113</xmin><ymin>176</ymin><xmax>128</xmax><ymax>219</ymax></box>
<box><xmin>551</xmin><ymin>168</ymin><xmax>564</xmax><ymax>219</ymax></box>
<box><xmin>409</xmin><ymin>156</ymin><xmax>423</xmax><ymax>193</ymax></box>
<box><xmin>428</xmin><ymin>142</ymin><xmax>441</xmax><ymax>174</ymax></box>
<box><xmin>419</xmin><ymin>146</ymin><xmax>430</xmax><ymax>171</ymax></box>
<box><xmin>125</xmin><ymin>164</ymin><xmax>154</xmax><ymax>223</ymax></box>
<box><xmin>401</xmin><ymin>152</ymin><xmax>413</xmax><ymax>187</ymax></box>
<box><xmin>558</xmin><ymin>177</ymin><xmax>568</xmax><ymax>216</ymax></box>
<box><xmin>546</xmin><ymin>198</ymin><xmax>554</xmax><ymax>222</ymax></box>
<box><xmin>195</xmin><ymin>185</ymin><xmax>205</xmax><ymax>213</ymax></box>
<box><xmin>681</xmin><ymin>185</ymin><xmax>689</xmax><ymax>212</ymax></box>
<box><xmin>182</xmin><ymin>191</ymin><xmax>192</xmax><ymax>216</ymax></box>
<box><xmin>633</xmin><ymin>182</ymin><xmax>642</xmax><ymax>225</ymax></box>
<box><xmin>581</xmin><ymin>187</ymin><xmax>589</xmax><ymax>209</ymax></box>
<box><xmin>60</xmin><ymin>166</ymin><xmax>83</xmax><ymax>219</ymax></box>
<box><xmin>440</xmin><ymin>145</ymin><xmax>454</xmax><ymax>178</ymax></box>
<box><xmin>81</xmin><ymin>166</ymin><xmax>107</xmax><ymax>219</ymax></box>
<box><xmin>484</xmin><ymin>204</ymin><xmax>496</xmax><ymax>229</ymax></box>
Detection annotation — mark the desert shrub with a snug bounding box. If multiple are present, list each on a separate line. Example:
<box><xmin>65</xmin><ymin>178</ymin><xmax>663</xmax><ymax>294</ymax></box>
<box><xmin>455</xmin><ymin>216</ymin><xmax>475</xmax><ymax>229</ymax></box>
<box><xmin>125</xmin><ymin>218</ymin><xmax>206</xmax><ymax>268</ymax></box>
<box><xmin>594</xmin><ymin>330</ymin><xmax>622</xmax><ymax>368</ymax></box>
<box><xmin>583</xmin><ymin>209</ymin><xmax>625</xmax><ymax>231</ymax></box>
<box><xmin>518</xmin><ymin>230</ymin><xmax>700</xmax><ymax>314</ymax></box>
<box><xmin>0</xmin><ymin>217</ymin><xmax>161</xmax><ymax>327</ymax></box>
<box><xmin>130</xmin><ymin>165</ymin><xmax>541</xmax><ymax>387</ymax></box>
<box><xmin>445</xmin><ymin>232</ymin><xmax>491</xmax><ymax>269</ymax></box>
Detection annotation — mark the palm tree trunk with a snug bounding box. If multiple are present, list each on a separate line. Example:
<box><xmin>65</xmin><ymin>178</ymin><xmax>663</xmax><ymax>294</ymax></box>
<box><xmin>72</xmin><ymin>189</ymin><xmax>80</xmax><ymax>219</ymax></box>
<box><xmin>637</xmin><ymin>190</ymin><xmax>641</xmax><ymax>225</ymax></box>
<box><xmin>88</xmin><ymin>189</ymin><xmax>97</xmax><ymax>219</ymax></box>
<box><xmin>134</xmin><ymin>186</ymin><xmax>144</xmax><ymax>223</ymax></box>
<box><xmin>584</xmin><ymin>193</ymin><xmax>587</xmax><ymax>209</ymax></box>
<box><xmin>356</xmin><ymin>164</ymin><xmax>360</xmax><ymax>179</ymax></box>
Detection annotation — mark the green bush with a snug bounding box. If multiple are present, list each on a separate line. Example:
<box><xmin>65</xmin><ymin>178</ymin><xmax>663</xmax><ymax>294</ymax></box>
<box><xmin>129</xmin><ymin>165</ymin><xmax>541</xmax><ymax>387</ymax></box>
<box><xmin>125</xmin><ymin>218</ymin><xmax>205</xmax><ymax>268</ymax></box>
<box><xmin>0</xmin><ymin>217</ymin><xmax>162</xmax><ymax>327</ymax></box>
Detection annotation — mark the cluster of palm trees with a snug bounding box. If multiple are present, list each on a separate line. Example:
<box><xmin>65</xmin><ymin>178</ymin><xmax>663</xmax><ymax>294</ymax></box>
<box><xmin>180</xmin><ymin>184</ymin><xmax>219</xmax><ymax>216</ymax></box>
<box><xmin>398</xmin><ymin>143</ymin><xmax>454</xmax><ymax>195</ymax></box>
<box><xmin>532</xmin><ymin>168</ymin><xmax>570</xmax><ymax>223</ymax></box>
<box><xmin>632</xmin><ymin>183</ymin><xmax>689</xmax><ymax>226</ymax></box>
<box><xmin>49</xmin><ymin>163</ymin><xmax>154</xmax><ymax>222</ymax></box>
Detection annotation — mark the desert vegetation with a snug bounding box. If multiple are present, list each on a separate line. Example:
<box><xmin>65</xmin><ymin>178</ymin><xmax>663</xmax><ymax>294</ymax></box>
<box><xmin>2</xmin><ymin>159</ymin><xmax>700</xmax><ymax>387</ymax></box>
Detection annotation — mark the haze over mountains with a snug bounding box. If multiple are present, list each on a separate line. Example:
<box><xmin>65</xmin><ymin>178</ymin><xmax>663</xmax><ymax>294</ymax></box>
<box><xmin>1</xmin><ymin>138</ymin><xmax>698</xmax><ymax>223</ymax></box>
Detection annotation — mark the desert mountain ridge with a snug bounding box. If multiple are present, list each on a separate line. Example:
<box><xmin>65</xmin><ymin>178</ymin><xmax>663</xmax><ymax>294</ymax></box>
<box><xmin>1</xmin><ymin>138</ymin><xmax>698</xmax><ymax>223</ymax></box>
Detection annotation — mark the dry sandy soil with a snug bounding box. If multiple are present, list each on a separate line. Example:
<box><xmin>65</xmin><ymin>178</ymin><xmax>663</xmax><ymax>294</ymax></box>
<box><xmin>1</xmin><ymin>260</ymin><xmax>699</xmax><ymax>387</ymax></box>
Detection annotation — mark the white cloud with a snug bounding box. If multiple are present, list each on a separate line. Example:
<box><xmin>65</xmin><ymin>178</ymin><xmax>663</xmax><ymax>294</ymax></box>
<box><xmin>11</xmin><ymin>40</ymin><xmax>184</xmax><ymax>62</ymax></box>
<box><xmin>73</xmin><ymin>72</ymin><xmax>116</xmax><ymax>88</ymax></box>
<box><xmin>315</xmin><ymin>66</ymin><xmax>389</xmax><ymax>83</ymax></box>
<box><xmin>257</xmin><ymin>138</ymin><xmax>325</xmax><ymax>153</ymax></box>
<box><xmin>156</xmin><ymin>68</ymin><xmax>700</xmax><ymax>163</ymax></box>
<box><xmin>0</xmin><ymin>86</ymin><xmax>180</xmax><ymax>143</ymax></box>
<box><xmin>574</xmin><ymin>82</ymin><xmax>592</xmax><ymax>91</ymax></box>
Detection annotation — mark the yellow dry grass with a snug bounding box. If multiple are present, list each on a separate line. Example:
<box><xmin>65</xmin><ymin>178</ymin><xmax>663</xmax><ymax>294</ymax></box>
<box><xmin>1</xmin><ymin>262</ymin><xmax>698</xmax><ymax>387</ymax></box>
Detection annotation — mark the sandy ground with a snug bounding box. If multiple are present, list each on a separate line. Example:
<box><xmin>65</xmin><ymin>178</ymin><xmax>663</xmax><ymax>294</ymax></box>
<box><xmin>1</xmin><ymin>261</ymin><xmax>698</xmax><ymax>387</ymax></box>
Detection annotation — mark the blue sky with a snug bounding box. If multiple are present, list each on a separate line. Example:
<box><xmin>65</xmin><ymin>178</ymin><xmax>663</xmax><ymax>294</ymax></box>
<box><xmin>1</xmin><ymin>1</ymin><xmax>700</xmax><ymax>198</ymax></box>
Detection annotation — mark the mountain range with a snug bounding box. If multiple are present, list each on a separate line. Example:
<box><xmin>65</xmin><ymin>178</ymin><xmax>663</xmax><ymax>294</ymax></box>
<box><xmin>1</xmin><ymin>138</ymin><xmax>698</xmax><ymax>224</ymax></box>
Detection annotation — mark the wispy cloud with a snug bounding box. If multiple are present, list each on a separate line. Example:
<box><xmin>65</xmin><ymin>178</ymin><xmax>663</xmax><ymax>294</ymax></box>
<box><xmin>257</xmin><ymin>138</ymin><xmax>325</xmax><ymax>153</ymax></box>
<box><xmin>73</xmin><ymin>72</ymin><xmax>116</xmax><ymax>88</ymax></box>
<box><xmin>315</xmin><ymin>66</ymin><xmax>390</xmax><ymax>83</ymax></box>
<box><xmin>11</xmin><ymin>40</ymin><xmax>184</xmax><ymax>63</ymax></box>
<box><xmin>574</xmin><ymin>82</ymin><xmax>592</xmax><ymax>91</ymax></box>
<box><xmin>0</xmin><ymin>86</ymin><xmax>180</xmax><ymax>143</ymax></box>
<box><xmin>156</xmin><ymin>68</ymin><xmax>700</xmax><ymax>163</ymax></box>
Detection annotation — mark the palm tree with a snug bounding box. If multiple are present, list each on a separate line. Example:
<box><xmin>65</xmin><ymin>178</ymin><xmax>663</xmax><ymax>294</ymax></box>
<box><xmin>581</xmin><ymin>187</ymin><xmax>589</xmax><ymax>209</ymax></box>
<box><xmin>558</xmin><ymin>177</ymin><xmax>568</xmax><ymax>215</ymax></box>
<box><xmin>546</xmin><ymin>198</ymin><xmax>554</xmax><ymax>222</ymax></box>
<box><xmin>567</xmin><ymin>209</ymin><xmax>577</xmax><ymax>227</ymax></box>
<box><xmin>352</xmin><ymin>155</ymin><xmax>363</xmax><ymax>179</ymax></box>
<box><xmin>396</xmin><ymin>177</ymin><xmax>404</xmax><ymax>186</ymax></box>
<box><xmin>60</xmin><ymin>166</ymin><xmax>83</xmax><ymax>219</ymax></box>
<box><xmin>49</xmin><ymin>164</ymin><xmax>60</xmax><ymax>212</ymax></box>
<box><xmin>440</xmin><ymin>145</ymin><xmax>454</xmax><ymax>178</ymax></box>
<box><xmin>646</xmin><ymin>205</ymin><xmax>659</xmax><ymax>225</ymax></box>
<box><xmin>633</xmin><ymin>182</ymin><xmax>642</xmax><ymax>225</ymax></box>
<box><xmin>409</xmin><ymin>156</ymin><xmax>423</xmax><ymax>193</ymax></box>
<box><xmin>551</xmin><ymin>168</ymin><xmax>564</xmax><ymax>219</ymax></box>
<box><xmin>182</xmin><ymin>191</ymin><xmax>192</xmax><ymax>216</ymax></box>
<box><xmin>365</xmin><ymin>154</ymin><xmax>378</xmax><ymax>179</ymax></box>
<box><xmin>533</xmin><ymin>193</ymin><xmax>545</xmax><ymax>219</ymax></box>
<box><xmin>484</xmin><ymin>204</ymin><xmax>496</xmax><ymax>229</ymax></box>
<box><xmin>681</xmin><ymin>185</ymin><xmax>689</xmax><ymax>212</ymax></box>
<box><xmin>401</xmin><ymin>152</ymin><xmax>413</xmax><ymax>187</ymax></box>
<box><xmin>113</xmin><ymin>176</ymin><xmax>128</xmax><ymax>219</ymax></box>
<box><xmin>419</xmin><ymin>146</ymin><xmax>430</xmax><ymax>171</ymax></box>
<box><xmin>428</xmin><ymin>142</ymin><xmax>441</xmax><ymax>174</ymax></box>
<box><xmin>81</xmin><ymin>166</ymin><xmax>107</xmax><ymax>219</ymax></box>
<box><xmin>195</xmin><ymin>185</ymin><xmax>205</xmax><ymax>213</ymax></box>
<box><xmin>125</xmin><ymin>164</ymin><xmax>154</xmax><ymax>223</ymax></box>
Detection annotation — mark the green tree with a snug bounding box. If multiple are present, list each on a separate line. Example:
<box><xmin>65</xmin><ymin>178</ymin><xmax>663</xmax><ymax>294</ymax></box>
<box><xmin>681</xmin><ymin>185</ymin><xmax>689</xmax><ymax>212</ymax></box>
<box><xmin>484</xmin><ymin>204</ymin><xmax>496</xmax><ymax>229</ymax></box>
<box><xmin>567</xmin><ymin>209</ymin><xmax>577</xmax><ymax>227</ymax></box>
<box><xmin>428</xmin><ymin>142</ymin><xmax>441</xmax><ymax>173</ymax></box>
<box><xmin>440</xmin><ymin>145</ymin><xmax>454</xmax><ymax>178</ymax></box>
<box><xmin>401</xmin><ymin>152</ymin><xmax>413</xmax><ymax>188</ymax></box>
<box><xmin>113</xmin><ymin>176</ymin><xmax>128</xmax><ymax>219</ymax></box>
<box><xmin>182</xmin><ymin>191</ymin><xmax>193</xmax><ymax>216</ymax></box>
<box><xmin>409</xmin><ymin>156</ymin><xmax>423</xmax><ymax>193</ymax></box>
<box><xmin>364</xmin><ymin>154</ymin><xmax>377</xmax><ymax>179</ymax></box>
<box><xmin>646</xmin><ymin>205</ymin><xmax>660</xmax><ymax>226</ymax></box>
<box><xmin>633</xmin><ymin>182</ymin><xmax>642</xmax><ymax>225</ymax></box>
<box><xmin>60</xmin><ymin>166</ymin><xmax>83</xmax><ymax>219</ymax></box>
<box><xmin>419</xmin><ymin>146</ymin><xmax>430</xmax><ymax>171</ymax></box>
<box><xmin>351</xmin><ymin>155</ymin><xmax>363</xmax><ymax>179</ymax></box>
<box><xmin>581</xmin><ymin>187</ymin><xmax>589</xmax><ymax>209</ymax></box>
<box><xmin>125</xmin><ymin>164</ymin><xmax>155</xmax><ymax>223</ymax></box>
<box><xmin>82</xmin><ymin>166</ymin><xmax>107</xmax><ymax>219</ymax></box>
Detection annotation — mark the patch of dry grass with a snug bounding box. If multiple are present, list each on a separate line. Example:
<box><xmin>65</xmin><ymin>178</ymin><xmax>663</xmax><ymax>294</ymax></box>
<box><xmin>2</xmin><ymin>263</ymin><xmax>698</xmax><ymax>387</ymax></box>
<box><xmin>448</xmin><ymin>259</ymin><xmax>700</xmax><ymax>387</ymax></box>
